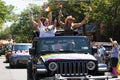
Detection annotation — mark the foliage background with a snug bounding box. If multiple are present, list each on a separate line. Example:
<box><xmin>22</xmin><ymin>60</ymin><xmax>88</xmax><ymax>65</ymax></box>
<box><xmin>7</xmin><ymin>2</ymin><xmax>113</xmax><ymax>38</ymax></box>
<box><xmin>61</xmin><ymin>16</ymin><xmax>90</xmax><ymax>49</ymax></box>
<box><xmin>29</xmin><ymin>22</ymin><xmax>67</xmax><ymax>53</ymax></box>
<box><xmin>0</xmin><ymin>0</ymin><xmax>120</xmax><ymax>43</ymax></box>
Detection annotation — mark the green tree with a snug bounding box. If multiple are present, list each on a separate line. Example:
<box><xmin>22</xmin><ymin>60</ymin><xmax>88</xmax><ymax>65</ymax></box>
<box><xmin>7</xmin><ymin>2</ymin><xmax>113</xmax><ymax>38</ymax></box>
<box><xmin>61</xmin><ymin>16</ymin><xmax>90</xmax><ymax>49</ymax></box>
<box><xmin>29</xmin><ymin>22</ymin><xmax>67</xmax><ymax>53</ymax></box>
<box><xmin>90</xmin><ymin>0</ymin><xmax>120</xmax><ymax>42</ymax></box>
<box><xmin>49</xmin><ymin>0</ymin><xmax>89</xmax><ymax>24</ymax></box>
<box><xmin>0</xmin><ymin>27</ymin><xmax>11</xmax><ymax>39</ymax></box>
<box><xmin>0</xmin><ymin>0</ymin><xmax>8</xmax><ymax>28</ymax></box>
<box><xmin>2</xmin><ymin>0</ymin><xmax>120</xmax><ymax>42</ymax></box>
<box><xmin>10</xmin><ymin>5</ymin><xmax>42</xmax><ymax>42</ymax></box>
<box><xmin>0</xmin><ymin>0</ymin><xmax>15</xmax><ymax>27</ymax></box>
<box><xmin>49</xmin><ymin>0</ymin><xmax>120</xmax><ymax>42</ymax></box>
<box><xmin>0</xmin><ymin>0</ymin><xmax>16</xmax><ymax>40</ymax></box>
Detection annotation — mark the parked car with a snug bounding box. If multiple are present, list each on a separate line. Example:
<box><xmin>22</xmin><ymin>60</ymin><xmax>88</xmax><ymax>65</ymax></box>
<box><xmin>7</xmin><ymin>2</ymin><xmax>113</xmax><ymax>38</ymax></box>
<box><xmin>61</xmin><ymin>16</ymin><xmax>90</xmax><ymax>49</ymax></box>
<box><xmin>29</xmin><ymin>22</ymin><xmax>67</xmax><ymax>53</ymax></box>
<box><xmin>27</xmin><ymin>35</ymin><xmax>110</xmax><ymax>80</ymax></box>
<box><xmin>9</xmin><ymin>43</ymin><xmax>32</xmax><ymax>68</ymax></box>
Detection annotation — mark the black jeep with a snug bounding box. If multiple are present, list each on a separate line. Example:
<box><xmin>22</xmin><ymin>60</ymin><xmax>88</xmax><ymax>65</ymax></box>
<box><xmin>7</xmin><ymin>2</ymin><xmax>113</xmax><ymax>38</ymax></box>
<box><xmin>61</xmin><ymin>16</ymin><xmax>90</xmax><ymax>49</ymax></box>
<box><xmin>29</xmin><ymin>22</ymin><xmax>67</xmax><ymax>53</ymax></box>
<box><xmin>27</xmin><ymin>35</ymin><xmax>102</xmax><ymax>80</ymax></box>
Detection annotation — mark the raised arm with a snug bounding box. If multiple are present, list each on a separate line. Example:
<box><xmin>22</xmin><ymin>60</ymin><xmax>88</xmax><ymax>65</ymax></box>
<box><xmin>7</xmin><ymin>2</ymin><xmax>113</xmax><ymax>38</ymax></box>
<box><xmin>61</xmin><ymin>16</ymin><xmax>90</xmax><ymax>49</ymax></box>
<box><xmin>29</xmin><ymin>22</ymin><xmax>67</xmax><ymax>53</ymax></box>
<box><xmin>73</xmin><ymin>14</ymin><xmax>90</xmax><ymax>28</ymax></box>
<box><xmin>58</xmin><ymin>9</ymin><xmax>65</xmax><ymax>27</ymax></box>
<box><xmin>53</xmin><ymin>18</ymin><xmax>57</xmax><ymax>29</ymax></box>
<box><xmin>109</xmin><ymin>38</ymin><xmax>114</xmax><ymax>43</ymax></box>
<box><xmin>49</xmin><ymin>11</ymin><xmax>52</xmax><ymax>25</ymax></box>
<box><xmin>37</xmin><ymin>9</ymin><xmax>43</xmax><ymax>27</ymax></box>
<box><xmin>29</xmin><ymin>10</ymin><xmax>39</xmax><ymax>29</ymax></box>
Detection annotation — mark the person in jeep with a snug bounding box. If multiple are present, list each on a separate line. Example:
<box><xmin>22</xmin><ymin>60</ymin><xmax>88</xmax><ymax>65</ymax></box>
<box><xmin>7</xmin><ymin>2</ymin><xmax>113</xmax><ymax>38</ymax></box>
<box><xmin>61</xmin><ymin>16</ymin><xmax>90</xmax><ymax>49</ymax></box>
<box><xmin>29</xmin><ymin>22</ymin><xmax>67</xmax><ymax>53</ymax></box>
<box><xmin>58</xmin><ymin>9</ymin><xmax>90</xmax><ymax>36</ymax></box>
<box><xmin>29</xmin><ymin>9</ymin><xmax>57</xmax><ymax>37</ymax></box>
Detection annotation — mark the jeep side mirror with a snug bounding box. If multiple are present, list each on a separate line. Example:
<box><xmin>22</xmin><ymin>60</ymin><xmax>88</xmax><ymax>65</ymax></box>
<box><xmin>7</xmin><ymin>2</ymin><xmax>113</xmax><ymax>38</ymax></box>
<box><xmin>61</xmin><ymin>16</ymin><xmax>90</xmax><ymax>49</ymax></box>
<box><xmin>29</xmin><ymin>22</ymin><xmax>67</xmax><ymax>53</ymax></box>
<box><xmin>29</xmin><ymin>48</ymin><xmax>35</xmax><ymax>55</ymax></box>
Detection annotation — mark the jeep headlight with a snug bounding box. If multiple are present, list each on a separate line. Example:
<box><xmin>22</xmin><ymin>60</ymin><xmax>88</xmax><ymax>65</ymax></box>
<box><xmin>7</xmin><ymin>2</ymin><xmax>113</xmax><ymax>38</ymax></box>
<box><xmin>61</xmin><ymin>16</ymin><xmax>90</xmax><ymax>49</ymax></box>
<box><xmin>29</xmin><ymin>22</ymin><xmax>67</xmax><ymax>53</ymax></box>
<box><xmin>48</xmin><ymin>62</ymin><xmax>57</xmax><ymax>71</ymax></box>
<box><xmin>87</xmin><ymin>61</ymin><xmax>95</xmax><ymax>70</ymax></box>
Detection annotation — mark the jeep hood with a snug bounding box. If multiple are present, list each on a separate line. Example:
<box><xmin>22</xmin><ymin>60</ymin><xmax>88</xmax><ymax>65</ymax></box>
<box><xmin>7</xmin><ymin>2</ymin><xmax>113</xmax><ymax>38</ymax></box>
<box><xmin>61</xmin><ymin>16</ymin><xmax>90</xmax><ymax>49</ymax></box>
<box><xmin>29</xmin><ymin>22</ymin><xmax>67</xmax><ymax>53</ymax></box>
<box><xmin>41</xmin><ymin>53</ymin><xmax>97</xmax><ymax>62</ymax></box>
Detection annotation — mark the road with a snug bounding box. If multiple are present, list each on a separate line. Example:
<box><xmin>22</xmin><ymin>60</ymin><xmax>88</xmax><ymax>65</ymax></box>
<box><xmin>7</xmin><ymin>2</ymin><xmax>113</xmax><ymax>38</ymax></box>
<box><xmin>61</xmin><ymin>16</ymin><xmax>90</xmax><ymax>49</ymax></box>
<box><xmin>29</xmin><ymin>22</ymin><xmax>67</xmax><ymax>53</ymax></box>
<box><xmin>0</xmin><ymin>55</ymin><xmax>120</xmax><ymax>80</ymax></box>
<box><xmin>0</xmin><ymin>55</ymin><xmax>26</xmax><ymax>80</ymax></box>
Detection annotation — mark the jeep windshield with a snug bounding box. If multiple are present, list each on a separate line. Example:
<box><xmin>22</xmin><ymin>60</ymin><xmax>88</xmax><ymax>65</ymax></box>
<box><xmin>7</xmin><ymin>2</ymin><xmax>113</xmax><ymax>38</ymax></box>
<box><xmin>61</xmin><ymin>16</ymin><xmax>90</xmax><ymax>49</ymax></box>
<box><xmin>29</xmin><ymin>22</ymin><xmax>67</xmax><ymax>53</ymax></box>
<box><xmin>37</xmin><ymin>36</ymin><xmax>91</xmax><ymax>54</ymax></box>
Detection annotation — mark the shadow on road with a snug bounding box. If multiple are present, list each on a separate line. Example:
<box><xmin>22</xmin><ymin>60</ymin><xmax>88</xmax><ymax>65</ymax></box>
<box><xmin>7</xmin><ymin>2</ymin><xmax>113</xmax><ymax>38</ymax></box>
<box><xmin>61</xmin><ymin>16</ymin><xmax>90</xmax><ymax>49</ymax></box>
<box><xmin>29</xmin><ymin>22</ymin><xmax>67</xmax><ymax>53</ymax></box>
<box><xmin>5</xmin><ymin>65</ymin><xmax>27</xmax><ymax>69</ymax></box>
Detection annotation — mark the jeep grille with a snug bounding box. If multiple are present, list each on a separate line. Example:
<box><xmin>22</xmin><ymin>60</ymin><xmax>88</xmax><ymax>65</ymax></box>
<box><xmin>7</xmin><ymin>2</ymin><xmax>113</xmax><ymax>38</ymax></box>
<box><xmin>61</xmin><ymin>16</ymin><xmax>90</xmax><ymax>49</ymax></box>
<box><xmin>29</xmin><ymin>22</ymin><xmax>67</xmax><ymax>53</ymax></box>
<box><xmin>56</xmin><ymin>61</ymin><xmax>88</xmax><ymax>77</ymax></box>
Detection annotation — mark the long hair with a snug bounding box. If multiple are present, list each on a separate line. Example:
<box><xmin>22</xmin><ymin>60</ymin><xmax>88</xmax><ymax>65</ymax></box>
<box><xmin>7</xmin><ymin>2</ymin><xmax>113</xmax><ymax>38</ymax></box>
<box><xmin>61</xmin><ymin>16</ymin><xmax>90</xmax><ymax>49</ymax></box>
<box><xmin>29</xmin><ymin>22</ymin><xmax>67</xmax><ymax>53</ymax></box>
<box><xmin>64</xmin><ymin>16</ymin><xmax>75</xmax><ymax>28</ymax></box>
<box><xmin>40</xmin><ymin>17</ymin><xmax>47</xmax><ymax>26</ymax></box>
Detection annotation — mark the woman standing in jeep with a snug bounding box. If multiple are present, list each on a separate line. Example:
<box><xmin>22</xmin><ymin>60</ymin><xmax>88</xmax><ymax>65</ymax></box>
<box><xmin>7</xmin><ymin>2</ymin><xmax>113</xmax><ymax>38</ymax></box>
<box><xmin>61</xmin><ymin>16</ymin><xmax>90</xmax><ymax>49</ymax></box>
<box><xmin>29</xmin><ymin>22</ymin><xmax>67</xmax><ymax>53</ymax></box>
<box><xmin>29</xmin><ymin>9</ymin><xmax>57</xmax><ymax>37</ymax></box>
<box><xmin>58</xmin><ymin>9</ymin><xmax>90</xmax><ymax>35</ymax></box>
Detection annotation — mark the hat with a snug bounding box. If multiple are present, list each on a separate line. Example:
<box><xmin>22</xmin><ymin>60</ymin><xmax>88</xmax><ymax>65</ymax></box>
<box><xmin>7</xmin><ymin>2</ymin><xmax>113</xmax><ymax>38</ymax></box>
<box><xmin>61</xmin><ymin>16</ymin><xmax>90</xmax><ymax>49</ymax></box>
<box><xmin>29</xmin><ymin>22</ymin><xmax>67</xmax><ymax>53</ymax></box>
<box><xmin>66</xmin><ymin>15</ymin><xmax>75</xmax><ymax>21</ymax></box>
<box><xmin>113</xmin><ymin>40</ymin><xmax>118</xmax><ymax>46</ymax></box>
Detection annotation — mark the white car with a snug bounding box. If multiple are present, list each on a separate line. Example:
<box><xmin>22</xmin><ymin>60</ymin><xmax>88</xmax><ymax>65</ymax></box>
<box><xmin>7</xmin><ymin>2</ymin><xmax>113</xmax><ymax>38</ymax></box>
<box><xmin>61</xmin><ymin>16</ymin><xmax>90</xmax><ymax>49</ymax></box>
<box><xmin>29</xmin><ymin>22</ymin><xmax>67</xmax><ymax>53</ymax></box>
<box><xmin>9</xmin><ymin>43</ymin><xmax>32</xmax><ymax>68</ymax></box>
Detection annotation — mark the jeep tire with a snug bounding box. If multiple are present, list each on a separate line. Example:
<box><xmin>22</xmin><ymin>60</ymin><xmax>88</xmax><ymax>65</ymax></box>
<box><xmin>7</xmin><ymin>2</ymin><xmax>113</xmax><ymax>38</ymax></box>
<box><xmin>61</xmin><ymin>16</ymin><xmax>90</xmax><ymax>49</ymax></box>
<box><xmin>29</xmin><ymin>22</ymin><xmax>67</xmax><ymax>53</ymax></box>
<box><xmin>9</xmin><ymin>62</ymin><xmax>14</xmax><ymax>68</ymax></box>
<box><xmin>33</xmin><ymin>71</ymin><xmax>39</xmax><ymax>80</ymax></box>
<box><xmin>27</xmin><ymin>61</ymin><xmax>33</xmax><ymax>80</ymax></box>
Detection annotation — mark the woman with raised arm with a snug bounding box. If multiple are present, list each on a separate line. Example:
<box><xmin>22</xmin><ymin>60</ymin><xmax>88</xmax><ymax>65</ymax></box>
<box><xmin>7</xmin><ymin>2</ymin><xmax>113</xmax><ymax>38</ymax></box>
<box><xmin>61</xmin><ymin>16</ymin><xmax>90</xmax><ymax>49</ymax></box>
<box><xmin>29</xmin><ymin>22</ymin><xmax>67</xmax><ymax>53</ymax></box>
<box><xmin>58</xmin><ymin>9</ymin><xmax>90</xmax><ymax>35</ymax></box>
<box><xmin>109</xmin><ymin>38</ymin><xmax>118</xmax><ymax>78</ymax></box>
<box><xmin>29</xmin><ymin>9</ymin><xmax>56</xmax><ymax>37</ymax></box>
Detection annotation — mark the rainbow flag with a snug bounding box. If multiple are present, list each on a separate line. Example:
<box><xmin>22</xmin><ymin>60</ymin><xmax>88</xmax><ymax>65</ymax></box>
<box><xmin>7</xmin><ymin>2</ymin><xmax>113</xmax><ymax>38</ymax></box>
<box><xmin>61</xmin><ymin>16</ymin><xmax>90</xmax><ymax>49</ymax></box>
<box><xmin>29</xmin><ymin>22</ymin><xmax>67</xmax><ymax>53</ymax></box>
<box><xmin>45</xmin><ymin>6</ymin><xmax>51</xmax><ymax>12</ymax></box>
<box><xmin>56</xmin><ymin>3</ymin><xmax>62</xmax><ymax>8</ymax></box>
<box><xmin>41</xmin><ymin>54</ymin><xmax>61</xmax><ymax>62</ymax></box>
<box><xmin>41</xmin><ymin>53</ymin><xmax>97</xmax><ymax>62</ymax></box>
<box><xmin>28</xmin><ymin>3</ymin><xmax>32</xmax><ymax>6</ymax></box>
<box><xmin>88</xmin><ymin>6</ymin><xmax>92</xmax><ymax>12</ymax></box>
<box><xmin>42</xmin><ymin>2</ymin><xmax>51</xmax><ymax>12</ymax></box>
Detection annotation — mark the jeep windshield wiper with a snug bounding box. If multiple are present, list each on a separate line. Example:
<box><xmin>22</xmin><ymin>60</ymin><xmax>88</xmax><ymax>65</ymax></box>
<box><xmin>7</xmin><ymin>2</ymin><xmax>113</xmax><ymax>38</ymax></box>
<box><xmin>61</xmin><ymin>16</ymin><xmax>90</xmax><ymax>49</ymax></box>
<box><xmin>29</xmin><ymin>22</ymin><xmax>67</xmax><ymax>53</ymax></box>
<box><xmin>58</xmin><ymin>50</ymin><xmax>88</xmax><ymax>53</ymax></box>
<box><xmin>40</xmin><ymin>50</ymin><xmax>57</xmax><ymax>53</ymax></box>
<box><xmin>40</xmin><ymin>50</ymin><xmax>86</xmax><ymax>53</ymax></box>
<box><xmin>57</xmin><ymin>50</ymin><xmax>81</xmax><ymax>53</ymax></box>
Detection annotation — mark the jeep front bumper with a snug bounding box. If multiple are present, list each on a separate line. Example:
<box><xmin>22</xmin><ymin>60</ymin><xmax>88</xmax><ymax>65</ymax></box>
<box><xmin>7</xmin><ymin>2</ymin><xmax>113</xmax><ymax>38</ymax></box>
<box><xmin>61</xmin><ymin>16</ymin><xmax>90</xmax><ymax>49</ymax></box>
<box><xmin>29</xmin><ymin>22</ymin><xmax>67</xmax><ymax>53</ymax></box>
<box><xmin>55</xmin><ymin>74</ymin><xmax>112</xmax><ymax>80</ymax></box>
